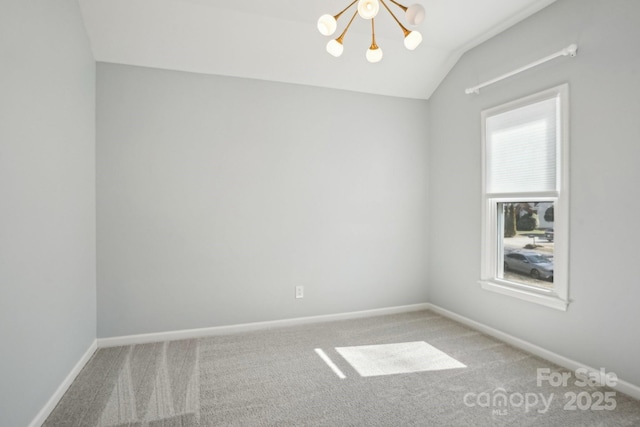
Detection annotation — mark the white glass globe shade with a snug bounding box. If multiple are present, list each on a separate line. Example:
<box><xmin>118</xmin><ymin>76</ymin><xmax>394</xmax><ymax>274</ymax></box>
<box><xmin>405</xmin><ymin>4</ymin><xmax>425</xmax><ymax>26</ymax></box>
<box><xmin>326</xmin><ymin>39</ymin><xmax>344</xmax><ymax>57</ymax></box>
<box><xmin>357</xmin><ymin>0</ymin><xmax>379</xmax><ymax>19</ymax></box>
<box><xmin>366</xmin><ymin>47</ymin><xmax>383</xmax><ymax>63</ymax></box>
<box><xmin>317</xmin><ymin>14</ymin><xmax>337</xmax><ymax>36</ymax></box>
<box><xmin>404</xmin><ymin>30</ymin><xmax>423</xmax><ymax>50</ymax></box>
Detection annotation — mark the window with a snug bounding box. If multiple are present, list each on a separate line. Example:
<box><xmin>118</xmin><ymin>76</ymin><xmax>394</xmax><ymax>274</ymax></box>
<box><xmin>480</xmin><ymin>85</ymin><xmax>569</xmax><ymax>310</ymax></box>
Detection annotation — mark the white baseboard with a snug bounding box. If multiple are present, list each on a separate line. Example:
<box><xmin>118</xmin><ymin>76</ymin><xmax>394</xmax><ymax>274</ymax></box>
<box><xmin>97</xmin><ymin>303</ymin><xmax>431</xmax><ymax>348</ymax></box>
<box><xmin>426</xmin><ymin>303</ymin><xmax>640</xmax><ymax>401</ymax></box>
<box><xmin>28</xmin><ymin>339</ymin><xmax>97</xmax><ymax>427</ymax></box>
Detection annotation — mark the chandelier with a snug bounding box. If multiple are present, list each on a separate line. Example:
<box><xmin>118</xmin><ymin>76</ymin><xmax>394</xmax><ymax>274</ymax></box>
<box><xmin>317</xmin><ymin>0</ymin><xmax>425</xmax><ymax>63</ymax></box>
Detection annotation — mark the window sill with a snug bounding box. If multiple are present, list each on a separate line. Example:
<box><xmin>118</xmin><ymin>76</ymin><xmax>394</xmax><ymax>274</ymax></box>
<box><xmin>479</xmin><ymin>279</ymin><xmax>569</xmax><ymax>311</ymax></box>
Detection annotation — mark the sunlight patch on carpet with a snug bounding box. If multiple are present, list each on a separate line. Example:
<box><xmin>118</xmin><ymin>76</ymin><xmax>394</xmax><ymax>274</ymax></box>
<box><xmin>335</xmin><ymin>341</ymin><xmax>466</xmax><ymax>377</ymax></box>
<box><xmin>314</xmin><ymin>348</ymin><xmax>347</xmax><ymax>379</ymax></box>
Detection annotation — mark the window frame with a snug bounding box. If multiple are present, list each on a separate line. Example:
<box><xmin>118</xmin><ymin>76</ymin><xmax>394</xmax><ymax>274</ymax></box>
<box><xmin>479</xmin><ymin>85</ymin><xmax>570</xmax><ymax>311</ymax></box>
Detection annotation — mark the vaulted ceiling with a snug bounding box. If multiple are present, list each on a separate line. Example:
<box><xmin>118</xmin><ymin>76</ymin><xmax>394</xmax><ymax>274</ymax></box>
<box><xmin>79</xmin><ymin>0</ymin><xmax>556</xmax><ymax>99</ymax></box>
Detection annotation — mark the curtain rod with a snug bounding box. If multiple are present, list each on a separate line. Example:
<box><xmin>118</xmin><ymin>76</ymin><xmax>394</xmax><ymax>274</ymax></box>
<box><xmin>465</xmin><ymin>44</ymin><xmax>578</xmax><ymax>95</ymax></box>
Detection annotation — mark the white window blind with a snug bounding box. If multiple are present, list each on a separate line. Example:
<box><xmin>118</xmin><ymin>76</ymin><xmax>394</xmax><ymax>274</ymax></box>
<box><xmin>486</xmin><ymin>97</ymin><xmax>558</xmax><ymax>194</ymax></box>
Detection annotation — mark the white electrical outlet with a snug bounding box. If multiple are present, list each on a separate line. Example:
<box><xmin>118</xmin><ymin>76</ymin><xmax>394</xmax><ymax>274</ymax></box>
<box><xmin>295</xmin><ymin>285</ymin><xmax>304</xmax><ymax>299</ymax></box>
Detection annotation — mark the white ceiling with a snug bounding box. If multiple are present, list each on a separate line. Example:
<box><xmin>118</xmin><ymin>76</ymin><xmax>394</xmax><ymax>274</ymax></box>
<box><xmin>78</xmin><ymin>0</ymin><xmax>557</xmax><ymax>99</ymax></box>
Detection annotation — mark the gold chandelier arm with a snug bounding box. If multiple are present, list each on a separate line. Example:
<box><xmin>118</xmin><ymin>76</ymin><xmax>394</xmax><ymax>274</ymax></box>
<box><xmin>370</xmin><ymin>18</ymin><xmax>378</xmax><ymax>49</ymax></box>
<box><xmin>379</xmin><ymin>0</ymin><xmax>410</xmax><ymax>37</ymax></box>
<box><xmin>389</xmin><ymin>0</ymin><xmax>408</xmax><ymax>12</ymax></box>
<box><xmin>334</xmin><ymin>0</ymin><xmax>359</xmax><ymax>20</ymax></box>
<box><xmin>336</xmin><ymin>9</ymin><xmax>359</xmax><ymax>43</ymax></box>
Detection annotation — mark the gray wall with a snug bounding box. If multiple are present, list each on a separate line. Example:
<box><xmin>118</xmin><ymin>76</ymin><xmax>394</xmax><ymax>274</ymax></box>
<box><xmin>97</xmin><ymin>64</ymin><xmax>429</xmax><ymax>338</ymax></box>
<box><xmin>428</xmin><ymin>0</ymin><xmax>640</xmax><ymax>386</ymax></box>
<box><xmin>0</xmin><ymin>1</ymin><xmax>96</xmax><ymax>426</ymax></box>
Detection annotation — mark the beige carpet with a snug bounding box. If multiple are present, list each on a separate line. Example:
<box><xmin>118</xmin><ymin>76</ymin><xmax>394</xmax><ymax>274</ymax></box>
<box><xmin>44</xmin><ymin>310</ymin><xmax>640</xmax><ymax>426</ymax></box>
